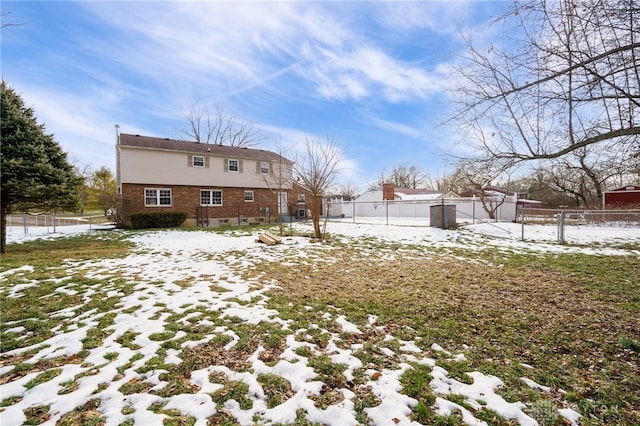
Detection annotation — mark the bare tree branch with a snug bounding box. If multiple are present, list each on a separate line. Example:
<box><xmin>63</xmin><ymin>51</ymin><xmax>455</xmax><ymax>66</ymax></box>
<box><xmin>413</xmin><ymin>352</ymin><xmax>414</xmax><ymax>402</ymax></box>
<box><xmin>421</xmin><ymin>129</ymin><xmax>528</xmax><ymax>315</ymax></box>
<box><xmin>176</xmin><ymin>102</ymin><xmax>263</xmax><ymax>147</ymax></box>
<box><xmin>294</xmin><ymin>137</ymin><xmax>344</xmax><ymax>239</ymax></box>
<box><xmin>1</xmin><ymin>11</ymin><xmax>24</xmax><ymax>29</ymax></box>
<box><xmin>377</xmin><ymin>162</ymin><xmax>429</xmax><ymax>189</ymax></box>
<box><xmin>449</xmin><ymin>0</ymin><xmax>639</xmax><ymax>169</ymax></box>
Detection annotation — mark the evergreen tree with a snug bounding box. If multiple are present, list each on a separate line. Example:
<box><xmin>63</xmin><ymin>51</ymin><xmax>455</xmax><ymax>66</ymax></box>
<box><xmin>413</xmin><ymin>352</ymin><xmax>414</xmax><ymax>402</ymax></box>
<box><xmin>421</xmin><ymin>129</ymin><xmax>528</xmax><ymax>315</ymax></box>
<box><xmin>1</xmin><ymin>81</ymin><xmax>83</xmax><ymax>253</ymax></box>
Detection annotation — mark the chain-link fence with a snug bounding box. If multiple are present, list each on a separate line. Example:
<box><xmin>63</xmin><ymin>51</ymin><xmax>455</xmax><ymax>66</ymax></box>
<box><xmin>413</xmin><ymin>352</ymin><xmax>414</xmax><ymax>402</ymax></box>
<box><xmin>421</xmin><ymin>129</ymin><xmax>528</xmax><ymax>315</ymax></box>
<box><xmin>517</xmin><ymin>208</ymin><xmax>640</xmax><ymax>243</ymax></box>
<box><xmin>6</xmin><ymin>213</ymin><xmax>103</xmax><ymax>236</ymax></box>
<box><xmin>321</xmin><ymin>202</ymin><xmax>638</xmax><ymax>246</ymax></box>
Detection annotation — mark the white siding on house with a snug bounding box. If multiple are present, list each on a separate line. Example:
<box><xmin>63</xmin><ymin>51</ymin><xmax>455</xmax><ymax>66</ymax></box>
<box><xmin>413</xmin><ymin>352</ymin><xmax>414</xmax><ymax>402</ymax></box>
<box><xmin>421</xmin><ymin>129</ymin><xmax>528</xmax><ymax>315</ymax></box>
<box><xmin>356</xmin><ymin>190</ymin><xmax>384</xmax><ymax>202</ymax></box>
<box><xmin>118</xmin><ymin>147</ymin><xmax>293</xmax><ymax>189</ymax></box>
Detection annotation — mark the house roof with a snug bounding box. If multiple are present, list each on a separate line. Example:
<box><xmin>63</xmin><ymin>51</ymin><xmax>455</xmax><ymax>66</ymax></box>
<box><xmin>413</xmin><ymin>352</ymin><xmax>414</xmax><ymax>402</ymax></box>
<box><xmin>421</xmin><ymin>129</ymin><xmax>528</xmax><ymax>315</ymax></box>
<box><xmin>394</xmin><ymin>188</ymin><xmax>442</xmax><ymax>196</ymax></box>
<box><xmin>606</xmin><ymin>185</ymin><xmax>640</xmax><ymax>193</ymax></box>
<box><xmin>394</xmin><ymin>188</ymin><xmax>452</xmax><ymax>200</ymax></box>
<box><xmin>118</xmin><ymin>133</ymin><xmax>291</xmax><ymax>163</ymax></box>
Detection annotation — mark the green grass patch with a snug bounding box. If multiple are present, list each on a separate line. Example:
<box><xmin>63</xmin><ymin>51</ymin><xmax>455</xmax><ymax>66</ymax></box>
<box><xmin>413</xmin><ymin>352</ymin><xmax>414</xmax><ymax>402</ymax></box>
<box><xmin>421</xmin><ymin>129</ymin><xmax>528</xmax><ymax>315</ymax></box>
<box><xmin>257</xmin><ymin>374</ymin><xmax>293</xmax><ymax>408</ymax></box>
<box><xmin>210</xmin><ymin>380</ymin><xmax>253</xmax><ymax>410</ymax></box>
<box><xmin>24</xmin><ymin>368</ymin><xmax>62</xmax><ymax>389</ymax></box>
<box><xmin>1</xmin><ymin>232</ymin><xmax>131</xmax><ymax>266</ymax></box>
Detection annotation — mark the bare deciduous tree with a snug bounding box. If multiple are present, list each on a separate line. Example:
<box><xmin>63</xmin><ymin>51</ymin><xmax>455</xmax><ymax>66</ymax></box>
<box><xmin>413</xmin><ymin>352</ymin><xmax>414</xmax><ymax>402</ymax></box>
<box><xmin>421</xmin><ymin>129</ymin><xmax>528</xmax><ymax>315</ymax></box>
<box><xmin>294</xmin><ymin>137</ymin><xmax>344</xmax><ymax>239</ymax></box>
<box><xmin>537</xmin><ymin>143</ymin><xmax>636</xmax><ymax>208</ymax></box>
<box><xmin>177</xmin><ymin>102</ymin><xmax>263</xmax><ymax>147</ymax></box>
<box><xmin>449</xmin><ymin>0</ymin><xmax>639</xmax><ymax>172</ymax></box>
<box><xmin>333</xmin><ymin>183</ymin><xmax>360</xmax><ymax>200</ymax></box>
<box><xmin>377</xmin><ymin>162</ymin><xmax>428</xmax><ymax>189</ymax></box>
<box><xmin>444</xmin><ymin>159</ymin><xmax>512</xmax><ymax>219</ymax></box>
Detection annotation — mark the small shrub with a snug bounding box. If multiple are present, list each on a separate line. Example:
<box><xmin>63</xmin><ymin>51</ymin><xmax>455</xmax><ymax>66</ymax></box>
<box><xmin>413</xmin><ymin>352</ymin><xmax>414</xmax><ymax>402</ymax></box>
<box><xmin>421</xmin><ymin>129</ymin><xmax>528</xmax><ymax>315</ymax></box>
<box><xmin>129</xmin><ymin>212</ymin><xmax>187</xmax><ymax>229</ymax></box>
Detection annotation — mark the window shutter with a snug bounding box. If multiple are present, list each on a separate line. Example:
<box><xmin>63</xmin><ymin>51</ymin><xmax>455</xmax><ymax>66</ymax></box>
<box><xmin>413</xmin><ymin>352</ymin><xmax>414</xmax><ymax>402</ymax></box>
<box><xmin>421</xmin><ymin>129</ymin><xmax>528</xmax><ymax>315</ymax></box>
<box><xmin>256</xmin><ymin>161</ymin><xmax>260</xmax><ymax>174</ymax></box>
<box><xmin>205</xmin><ymin>157</ymin><xmax>210</xmax><ymax>168</ymax></box>
<box><xmin>224</xmin><ymin>158</ymin><xmax>228</xmax><ymax>172</ymax></box>
<box><xmin>239</xmin><ymin>160</ymin><xmax>244</xmax><ymax>173</ymax></box>
<box><xmin>187</xmin><ymin>155</ymin><xmax>192</xmax><ymax>167</ymax></box>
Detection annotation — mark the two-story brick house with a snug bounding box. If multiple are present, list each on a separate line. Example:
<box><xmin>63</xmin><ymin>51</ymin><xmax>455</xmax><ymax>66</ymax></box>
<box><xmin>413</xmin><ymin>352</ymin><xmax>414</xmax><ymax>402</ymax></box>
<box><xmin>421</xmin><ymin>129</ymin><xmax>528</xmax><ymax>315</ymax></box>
<box><xmin>116</xmin><ymin>133</ymin><xmax>308</xmax><ymax>226</ymax></box>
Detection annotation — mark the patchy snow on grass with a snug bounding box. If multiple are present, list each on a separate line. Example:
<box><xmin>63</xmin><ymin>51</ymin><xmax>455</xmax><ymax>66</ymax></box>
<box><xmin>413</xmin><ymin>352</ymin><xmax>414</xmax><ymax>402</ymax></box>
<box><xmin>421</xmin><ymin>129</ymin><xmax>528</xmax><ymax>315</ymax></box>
<box><xmin>1</xmin><ymin>220</ymin><xmax>633</xmax><ymax>425</ymax></box>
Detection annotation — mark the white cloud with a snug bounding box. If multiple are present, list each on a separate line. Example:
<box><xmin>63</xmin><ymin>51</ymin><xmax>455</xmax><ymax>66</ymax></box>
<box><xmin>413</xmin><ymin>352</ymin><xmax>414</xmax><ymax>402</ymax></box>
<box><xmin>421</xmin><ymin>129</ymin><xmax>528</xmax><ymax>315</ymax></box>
<box><xmin>373</xmin><ymin>1</ymin><xmax>473</xmax><ymax>37</ymax></box>
<box><xmin>77</xmin><ymin>2</ymin><xmax>456</xmax><ymax>105</ymax></box>
<box><xmin>3</xmin><ymin>1</ymin><xmax>507</xmax><ymax>177</ymax></box>
<box><xmin>363</xmin><ymin>113</ymin><xmax>423</xmax><ymax>139</ymax></box>
<box><xmin>12</xmin><ymin>84</ymin><xmax>114</xmax><ymax>166</ymax></box>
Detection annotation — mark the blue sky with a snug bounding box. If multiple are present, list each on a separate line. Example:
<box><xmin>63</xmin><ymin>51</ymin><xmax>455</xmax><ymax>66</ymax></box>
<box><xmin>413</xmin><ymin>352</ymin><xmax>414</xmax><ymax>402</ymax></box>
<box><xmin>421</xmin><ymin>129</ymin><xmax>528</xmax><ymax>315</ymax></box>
<box><xmin>2</xmin><ymin>1</ymin><xmax>510</xmax><ymax>191</ymax></box>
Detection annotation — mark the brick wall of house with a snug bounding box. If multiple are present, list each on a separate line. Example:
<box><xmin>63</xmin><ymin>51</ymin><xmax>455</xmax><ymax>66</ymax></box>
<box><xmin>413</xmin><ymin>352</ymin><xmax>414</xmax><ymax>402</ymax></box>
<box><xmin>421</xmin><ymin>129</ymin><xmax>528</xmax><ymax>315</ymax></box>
<box><xmin>121</xmin><ymin>183</ymin><xmax>281</xmax><ymax>225</ymax></box>
<box><xmin>288</xmin><ymin>183</ymin><xmax>312</xmax><ymax>218</ymax></box>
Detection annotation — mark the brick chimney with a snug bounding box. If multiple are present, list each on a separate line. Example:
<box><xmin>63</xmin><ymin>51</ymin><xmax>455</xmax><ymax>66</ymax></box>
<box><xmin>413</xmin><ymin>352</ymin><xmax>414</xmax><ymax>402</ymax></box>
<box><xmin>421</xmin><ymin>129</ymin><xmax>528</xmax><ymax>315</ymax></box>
<box><xmin>382</xmin><ymin>182</ymin><xmax>395</xmax><ymax>200</ymax></box>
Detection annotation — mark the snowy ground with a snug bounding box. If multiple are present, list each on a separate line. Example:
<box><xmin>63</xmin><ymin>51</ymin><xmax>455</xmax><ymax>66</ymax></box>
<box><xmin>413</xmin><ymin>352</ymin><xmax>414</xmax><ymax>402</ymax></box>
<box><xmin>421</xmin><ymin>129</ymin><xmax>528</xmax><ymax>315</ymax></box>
<box><xmin>6</xmin><ymin>217</ymin><xmax>639</xmax><ymax>253</ymax></box>
<box><xmin>1</xmin><ymin>220</ymin><xmax>638</xmax><ymax>425</ymax></box>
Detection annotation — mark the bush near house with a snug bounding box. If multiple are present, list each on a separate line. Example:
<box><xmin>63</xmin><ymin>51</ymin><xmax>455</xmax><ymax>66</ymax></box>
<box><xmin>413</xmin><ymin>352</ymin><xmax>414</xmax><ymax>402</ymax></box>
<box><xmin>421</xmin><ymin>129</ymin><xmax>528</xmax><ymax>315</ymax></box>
<box><xmin>129</xmin><ymin>212</ymin><xmax>187</xmax><ymax>229</ymax></box>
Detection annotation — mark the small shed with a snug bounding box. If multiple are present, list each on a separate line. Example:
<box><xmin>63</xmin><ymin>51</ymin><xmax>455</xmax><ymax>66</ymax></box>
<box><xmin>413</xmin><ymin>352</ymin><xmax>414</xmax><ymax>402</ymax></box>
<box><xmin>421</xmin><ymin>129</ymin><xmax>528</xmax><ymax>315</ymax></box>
<box><xmin>430</xmin><ymin>204</ymin><xmax>456</xmax><ymax>229</ymax></box>
<box><xmin>604</xmin><ymin>185</ymin><xmax>640</xmax><ymax>208</ymax></box>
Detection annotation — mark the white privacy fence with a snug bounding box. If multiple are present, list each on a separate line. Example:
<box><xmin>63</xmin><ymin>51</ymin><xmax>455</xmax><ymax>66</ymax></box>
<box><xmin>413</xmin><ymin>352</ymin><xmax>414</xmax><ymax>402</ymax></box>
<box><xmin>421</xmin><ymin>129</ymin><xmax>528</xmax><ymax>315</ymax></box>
<box><xmin>324</xmin><ymin>201</ymin><xmax>639</xmax><ymax>245</ymax></box>
<box><xmin>326</xmin><ymin>197</ymin><xmax>519</xmax><ymax>225</ymax></box>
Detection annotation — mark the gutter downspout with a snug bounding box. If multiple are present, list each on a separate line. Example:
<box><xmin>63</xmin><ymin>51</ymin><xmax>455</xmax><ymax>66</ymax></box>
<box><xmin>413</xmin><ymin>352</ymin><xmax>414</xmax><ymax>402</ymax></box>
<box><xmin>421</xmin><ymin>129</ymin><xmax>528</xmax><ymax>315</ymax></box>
<box><xmin>115</xmin><ymin>124</ymin><xmax>121</xmax><ymax>195</ymax></box>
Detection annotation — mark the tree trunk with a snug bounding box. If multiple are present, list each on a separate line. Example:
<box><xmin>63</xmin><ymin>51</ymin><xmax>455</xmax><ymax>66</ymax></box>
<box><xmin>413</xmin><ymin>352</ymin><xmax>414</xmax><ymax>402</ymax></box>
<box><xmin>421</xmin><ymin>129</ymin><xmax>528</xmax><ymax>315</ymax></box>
<box><xmin>310</xmin><ymin>196</ymin><xmax>322</xmax><ymax>239</ymax></box>
<box><xmin>1</xmin><ymin>203</ymin><xmax>8</xmax><ymax>254</ymax></box>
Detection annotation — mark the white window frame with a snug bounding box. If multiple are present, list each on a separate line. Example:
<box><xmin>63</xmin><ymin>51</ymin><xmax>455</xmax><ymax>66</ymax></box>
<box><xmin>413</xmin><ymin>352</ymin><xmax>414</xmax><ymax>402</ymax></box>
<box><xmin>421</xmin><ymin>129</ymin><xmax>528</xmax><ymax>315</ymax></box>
<box><xmin>201</xmin><ymin>189</ymin><xmax>222</xmax><ymax>206</ymax></box>
<box><xmin>259</xmin><ymin>161</ymin><xmax>270</xmax><ymax>174</ymax></box>
<box><xmin>244</xmin><ymin>190</ymin><xmax>254</xmax><ymax>202</ymax></box>
<box><xmin>297</xmin><ymin>193</ymin><xmax>306</xmax><ymax>203</ymax></box>
<box><xmin>228</xmin><ymin>159</ymin><xmax>239</xmax><ymax>173</ymax></box>
<box><xmin>145</xmin><ymin>188</ymin><xmax>172</xmax><ymax>206</ymax></box>
<box><xmin>193</xmin><ymin>155</ymin><xmax>205</xmax><ymax>168</ymax></box>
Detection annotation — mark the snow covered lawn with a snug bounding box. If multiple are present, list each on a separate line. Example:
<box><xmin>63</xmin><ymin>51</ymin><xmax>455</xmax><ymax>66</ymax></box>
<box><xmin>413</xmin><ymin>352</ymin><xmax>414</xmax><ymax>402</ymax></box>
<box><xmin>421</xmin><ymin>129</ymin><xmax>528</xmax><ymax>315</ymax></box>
<box><xmin>1</xmin><ymin>221</ymin><xmax>638</xmax><ymax>425</ymax></box>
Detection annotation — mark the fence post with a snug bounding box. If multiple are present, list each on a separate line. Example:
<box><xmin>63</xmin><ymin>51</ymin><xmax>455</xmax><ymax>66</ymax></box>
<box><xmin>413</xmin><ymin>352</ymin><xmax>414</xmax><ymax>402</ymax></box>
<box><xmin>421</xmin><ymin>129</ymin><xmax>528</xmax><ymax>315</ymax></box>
<box><xmin>521</xmin><ymin>208</ymin><xmax>525</xmax><ymax>241</ymax></box>
<box><xmin>352</xmin><ymin>200</ymin><xmax>356</xmax><ymax>223</ymax></box>
<box><xmin>472</xmin><ymin>198</ymin><xmax>476</xmax><ymax>224</ymax></box>
<box><xmin>557</xmin><ymin>211</ymin><xmax>565</xmax><ymax>244</ymax></box>
<box><xmin>23</xmin><ymin>214</ymin><xmax>28</xmax><ymax>235</ymax></box>
<box><xmin>386</xmin><ymin>201</ymin><xmax>389</xmax><ymax>226</ymax></box>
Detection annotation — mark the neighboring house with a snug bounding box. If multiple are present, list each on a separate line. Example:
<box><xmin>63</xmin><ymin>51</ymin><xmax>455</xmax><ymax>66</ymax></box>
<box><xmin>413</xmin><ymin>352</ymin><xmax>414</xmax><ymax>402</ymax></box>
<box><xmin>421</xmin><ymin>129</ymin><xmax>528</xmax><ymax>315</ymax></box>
<box><xmin>355</xmin><ymin>183</ymin><xmax>460</xmax><ymax>202</ymax></box>
<box><xmin>604</xmin><ymin>185</ymin><xmax>640</xmax><ymax>208</ymax></box>
<box><xmin>116</xmin><ymin>133</ymin><xmax>296</xmax><ymax>226</ymax></box>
